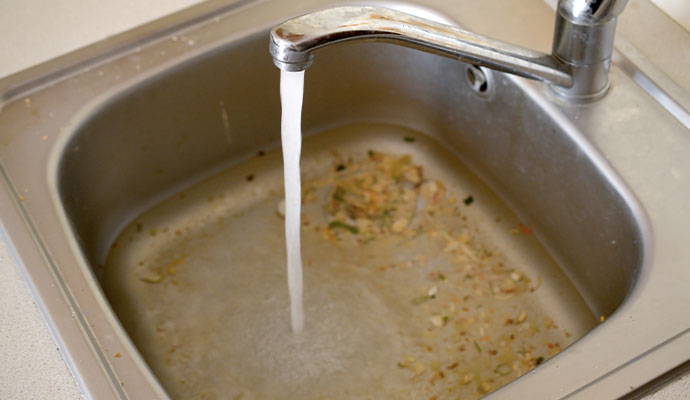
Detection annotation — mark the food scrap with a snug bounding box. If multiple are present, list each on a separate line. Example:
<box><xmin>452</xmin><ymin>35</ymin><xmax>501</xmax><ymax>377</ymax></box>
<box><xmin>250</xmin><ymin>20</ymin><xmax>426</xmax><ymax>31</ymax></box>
<box><xmin>129</xmin><ymin>147</ymin><xmax>574</xmax><ymax>400</ymax></box>
<box><xmin>510</xmin><ymin>223</ymin><xmax>532</xmax><ymax>235</ymax></box>
<box><xmin>295</xmin><ymin>150</ymin><xmax>569</xmax><ymax>399</ymax></box>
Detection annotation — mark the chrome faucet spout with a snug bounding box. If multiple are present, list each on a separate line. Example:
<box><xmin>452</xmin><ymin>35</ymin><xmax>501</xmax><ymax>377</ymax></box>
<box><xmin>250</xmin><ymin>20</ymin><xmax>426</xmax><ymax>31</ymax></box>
<box><xmin>269</xmin><ymin>1</ymin><xmax>628</xmax><ymax>102</ymax></box>
<box><xmin>269</xmin><ymin>6</ymin><xmax>572</xmax><ymax>87</ymax></box>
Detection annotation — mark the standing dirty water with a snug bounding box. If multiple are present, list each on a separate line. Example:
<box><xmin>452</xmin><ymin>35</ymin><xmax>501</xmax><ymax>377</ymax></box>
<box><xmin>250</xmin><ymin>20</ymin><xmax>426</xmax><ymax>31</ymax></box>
<box><xmin>280</xmin><ymin>70</ymin><xmax>305</xmax><ymax>333</ymax></box>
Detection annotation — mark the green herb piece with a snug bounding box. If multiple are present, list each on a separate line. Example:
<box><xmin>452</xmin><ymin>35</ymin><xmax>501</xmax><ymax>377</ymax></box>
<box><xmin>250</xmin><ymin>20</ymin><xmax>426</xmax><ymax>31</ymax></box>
<box><xmin>536</xmin><ymin>356</ymin><xmax>544</xmax><ymax>365</ymax></box>
<box><xmin>403</xmin><ymin>136</ymin><xmax>416</xmax><ymax>143</ymax></box>
<box><xmin>367</xmin><ymin>150</ymin><xmax>375</xmax><ymax>157</ymax></box>
<box><xmin>474</xmin><ymin>340</ymin><xmax>482</xmax><ymax>353</ymax></box>
<box><xmin>442</xmin><ymin>316</ymin><xmax>449</xmax><ymax>324</ymax></box>
<box><xmin>439</xmin><ymin>273</ymin><xmax>447</xmax><ymax>281</ymax></box>
<box><xmin>397</xmin><ymin>362</ymin><xmax>406</xmax><ymax>368</ymax></box>
<box><xmin>411</xmin><ymin>295</ymin><xmax>431</xmax><ymax>305</ymax></box>
<box><xmin>328</xmin><ymin>221</ymin><xmax>359</xmax><ymax>234</ymax></box>
<box><xmin>136</xmin><ymin>223</ymin><xmax>143</xmax><ymax>233</ymax></box>
<box><xmin>463</xmin><ymin>195</ymin><xmax>474</xmax><ymax>205</ymax></box>
<box><xmin>336</xmin><ymin>164</ymin><xmax>346</xmax><ymax>172</ymax></box>
<box><xmin>332</xmin><ymin>186</ymin><xmax>346</xmax><ymax>202</ymax></box>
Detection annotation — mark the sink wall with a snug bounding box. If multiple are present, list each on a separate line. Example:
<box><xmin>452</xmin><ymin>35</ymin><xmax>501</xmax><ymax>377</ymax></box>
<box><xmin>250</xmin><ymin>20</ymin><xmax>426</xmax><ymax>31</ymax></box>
<box><xmin>59</xmin><ymin>33</ymin><xmax>643</xmax><ymax>321</ymax></box>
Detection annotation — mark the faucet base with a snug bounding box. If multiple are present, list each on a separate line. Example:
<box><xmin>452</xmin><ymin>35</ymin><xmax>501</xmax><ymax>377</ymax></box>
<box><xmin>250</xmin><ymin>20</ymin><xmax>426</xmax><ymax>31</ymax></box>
<box><xmin>548</xmin><ymin>60</ymin><xmax>611</xmax><ymax>103</ymax></box>
<box><xmin>550</xmin><ymin>4</ymin><xmax>620</xmax><ymax>102</ymax></box>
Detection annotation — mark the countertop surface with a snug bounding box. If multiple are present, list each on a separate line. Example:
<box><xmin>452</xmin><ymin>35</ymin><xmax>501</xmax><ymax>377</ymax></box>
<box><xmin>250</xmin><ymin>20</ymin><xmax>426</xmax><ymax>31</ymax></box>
<box><xmin>0</xmin><ymin>1</ymin><xmax>689</xmax><ymax>399</ymax></box>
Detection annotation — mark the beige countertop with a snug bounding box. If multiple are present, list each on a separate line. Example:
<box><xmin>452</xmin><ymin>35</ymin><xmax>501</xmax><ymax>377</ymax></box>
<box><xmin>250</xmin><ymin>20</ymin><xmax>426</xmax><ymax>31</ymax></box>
<box><xmin>0</xmin><ymin>1</ymin><xmax>688</xmax><ymax>399</ymax></box>
<box><xmin>0</xmin><ymin>3</ymin><xmax>202</xmax><ymax>398</ymax></box>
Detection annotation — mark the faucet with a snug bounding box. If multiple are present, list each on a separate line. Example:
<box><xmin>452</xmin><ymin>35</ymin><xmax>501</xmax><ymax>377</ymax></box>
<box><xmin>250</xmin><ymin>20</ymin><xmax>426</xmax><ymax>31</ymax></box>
<box><xmin>269</xmin><ymin>0</ymin><xmax>628</xmax><ymax>102</ymax></box>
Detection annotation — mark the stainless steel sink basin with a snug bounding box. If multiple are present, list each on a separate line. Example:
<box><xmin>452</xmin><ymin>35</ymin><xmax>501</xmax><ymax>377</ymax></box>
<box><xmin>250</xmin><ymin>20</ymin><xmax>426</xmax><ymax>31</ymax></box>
<box><xmin>0</xmin><ymin>0</ymin><xmax>688</xmax><ymax>399</ymax></box>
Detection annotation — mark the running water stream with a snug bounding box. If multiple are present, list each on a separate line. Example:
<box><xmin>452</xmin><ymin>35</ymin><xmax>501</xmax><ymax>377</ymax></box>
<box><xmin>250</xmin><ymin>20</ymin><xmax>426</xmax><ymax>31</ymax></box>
<box><xmin>280</xmin><ymin>70</ymin><xmax>305</xmax><ymax>333</ymax></box>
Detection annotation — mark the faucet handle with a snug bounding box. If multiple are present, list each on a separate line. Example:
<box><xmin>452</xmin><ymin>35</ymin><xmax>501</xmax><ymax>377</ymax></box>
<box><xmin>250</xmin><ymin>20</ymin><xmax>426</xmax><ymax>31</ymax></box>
<box><xmin>558</xmin><ymin>0</ymin><xmax>629</xmax><ymax>24</ymax></box>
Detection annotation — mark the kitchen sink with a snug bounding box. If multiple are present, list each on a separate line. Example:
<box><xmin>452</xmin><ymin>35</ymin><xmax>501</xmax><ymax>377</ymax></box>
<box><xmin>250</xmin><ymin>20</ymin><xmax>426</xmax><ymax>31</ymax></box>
<box><xmin>0</xmin><ymin>0</ymin><xmax>688</xmax><ymax>399</ymax></box>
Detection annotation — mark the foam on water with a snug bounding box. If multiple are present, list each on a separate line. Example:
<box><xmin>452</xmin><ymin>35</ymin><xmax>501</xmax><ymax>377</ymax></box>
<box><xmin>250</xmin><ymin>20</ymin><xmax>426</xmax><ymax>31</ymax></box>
<box><xmin>280</xmin><ymin>70</ymin><xmax>305</xmax><ymax>333</ymax></box>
